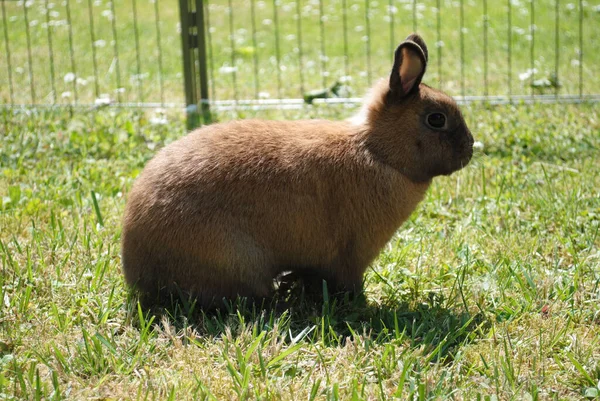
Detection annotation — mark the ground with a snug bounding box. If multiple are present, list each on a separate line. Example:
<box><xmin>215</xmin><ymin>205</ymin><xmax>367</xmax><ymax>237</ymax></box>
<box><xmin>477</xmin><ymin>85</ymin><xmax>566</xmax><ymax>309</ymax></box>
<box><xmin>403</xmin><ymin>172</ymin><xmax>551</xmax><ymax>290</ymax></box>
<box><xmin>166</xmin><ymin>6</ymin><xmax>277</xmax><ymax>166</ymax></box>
<box><xmin>0</xmin><ymin>102</ymin><xmax>599</xmax><ymax>399</ymax></box>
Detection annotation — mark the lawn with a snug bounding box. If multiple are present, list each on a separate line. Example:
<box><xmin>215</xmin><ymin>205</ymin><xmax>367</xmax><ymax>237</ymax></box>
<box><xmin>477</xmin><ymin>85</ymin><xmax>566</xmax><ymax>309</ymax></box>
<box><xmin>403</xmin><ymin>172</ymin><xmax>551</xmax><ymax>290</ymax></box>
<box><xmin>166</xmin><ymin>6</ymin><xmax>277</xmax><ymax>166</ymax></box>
<box><xmin>0</xmin><ymin>102</ymin><xmax>599</xmax><ymax>399</ymax></box>
<box><xmin>1</xmin><ymin>0</ymin><xmax>600</xmax><ymax>399</ymax></box>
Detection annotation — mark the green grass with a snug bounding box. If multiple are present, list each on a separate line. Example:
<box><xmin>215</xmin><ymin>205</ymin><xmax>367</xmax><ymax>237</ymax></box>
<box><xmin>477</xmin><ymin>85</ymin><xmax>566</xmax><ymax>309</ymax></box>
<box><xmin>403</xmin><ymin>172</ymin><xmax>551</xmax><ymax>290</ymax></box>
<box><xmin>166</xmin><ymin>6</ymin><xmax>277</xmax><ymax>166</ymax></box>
<box><xmin>0</xmin><ymin>0</ymin><xmax>599</xmax><ymax>106</ymax></box>
<box><xmin>0</xmin><ymin>103</ymin><xmax>599</xmax><ymax>399</ymax></box>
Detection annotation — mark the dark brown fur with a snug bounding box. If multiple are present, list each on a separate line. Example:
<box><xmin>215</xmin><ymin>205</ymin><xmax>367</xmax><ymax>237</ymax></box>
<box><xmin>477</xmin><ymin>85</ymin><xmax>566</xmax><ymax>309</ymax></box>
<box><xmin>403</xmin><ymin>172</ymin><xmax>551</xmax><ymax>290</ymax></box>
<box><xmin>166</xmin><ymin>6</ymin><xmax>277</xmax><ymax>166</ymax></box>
<box><xmin>121</xmin><ymin>34</ymin><xmax>474</xmax><ymax>307</ymax></box>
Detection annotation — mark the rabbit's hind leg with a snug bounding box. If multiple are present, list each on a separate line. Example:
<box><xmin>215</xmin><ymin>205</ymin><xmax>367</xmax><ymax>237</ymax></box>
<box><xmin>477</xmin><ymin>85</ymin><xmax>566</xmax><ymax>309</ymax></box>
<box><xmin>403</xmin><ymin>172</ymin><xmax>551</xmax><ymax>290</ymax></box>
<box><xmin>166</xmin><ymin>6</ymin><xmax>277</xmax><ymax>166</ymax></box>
<box><xmin>275</xmin><ymin>268</ymin><xmax>346</xmax><ymax>298</ymax></box>
<box><xmin>208</xmin><ymin>232</ymin><xmax>277</xmax><ymax>306</ymax></box>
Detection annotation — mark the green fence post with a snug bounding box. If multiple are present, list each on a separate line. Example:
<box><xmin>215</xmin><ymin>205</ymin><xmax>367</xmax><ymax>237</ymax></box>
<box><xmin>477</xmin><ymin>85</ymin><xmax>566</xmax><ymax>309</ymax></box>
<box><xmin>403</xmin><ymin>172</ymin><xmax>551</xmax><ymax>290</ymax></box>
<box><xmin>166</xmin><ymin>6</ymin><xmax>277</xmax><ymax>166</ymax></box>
<box><xmin>179</xmin><ymin>0</ymin><xmax>211</xmax><ymax>129</ymax></box>
<box><xmin>194</xmin><ymin>0</ymin><xmax>211</xmax><ymax>125</ymax></box>
<box><xmin>178</xmin><ymin>0</ymin><xmax>199</xmax><ymax>129</ymax></box>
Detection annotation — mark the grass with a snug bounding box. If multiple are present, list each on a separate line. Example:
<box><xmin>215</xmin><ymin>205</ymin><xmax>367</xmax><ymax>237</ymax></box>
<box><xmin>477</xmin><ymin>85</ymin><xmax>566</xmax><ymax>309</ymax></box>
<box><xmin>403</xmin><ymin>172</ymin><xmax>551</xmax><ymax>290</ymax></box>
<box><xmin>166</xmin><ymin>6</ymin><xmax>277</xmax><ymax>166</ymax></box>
<box><xmin>0</xmin><ymin>0</ymin><xmax>599</xmax><ymax>106</ymax></box>
<box><xmin>1</xmin><ymin>1</ymin><xmax>599</xmax><ymax>398</ymax></box>
<box><xmin>0</xmin><ymin>102</ymin><xmax>599</xmax><ymax>399</ymax></box>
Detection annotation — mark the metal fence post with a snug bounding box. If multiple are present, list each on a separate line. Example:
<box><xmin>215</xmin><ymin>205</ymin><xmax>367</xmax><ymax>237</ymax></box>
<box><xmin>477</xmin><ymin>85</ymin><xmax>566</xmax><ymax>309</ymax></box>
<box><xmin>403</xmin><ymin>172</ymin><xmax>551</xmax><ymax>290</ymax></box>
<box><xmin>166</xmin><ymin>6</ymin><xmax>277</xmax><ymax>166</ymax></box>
<box><xmin>194</xmin><ymin>0</ymin><xmax>211</xmax><ymax>125</ymax></box>
<box><xmin>179</xmin><ymin>0</ymin><xmax>198</xmax><ymax>129</ymax></box>
<box><xmin>179</xmin><ymin>0</ymin><xmax>211</xmax><ymax>129</ymax></box>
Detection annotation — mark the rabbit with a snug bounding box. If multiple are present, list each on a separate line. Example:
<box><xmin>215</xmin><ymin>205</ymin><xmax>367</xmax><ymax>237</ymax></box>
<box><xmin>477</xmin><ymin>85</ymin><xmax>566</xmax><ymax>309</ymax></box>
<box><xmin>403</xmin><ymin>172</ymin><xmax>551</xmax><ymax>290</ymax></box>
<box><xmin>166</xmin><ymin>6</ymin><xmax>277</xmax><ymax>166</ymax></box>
<box><xmin>121</xmin><ymin>34</ymin><xmax>474</xmax><ymax>308</ymax></box>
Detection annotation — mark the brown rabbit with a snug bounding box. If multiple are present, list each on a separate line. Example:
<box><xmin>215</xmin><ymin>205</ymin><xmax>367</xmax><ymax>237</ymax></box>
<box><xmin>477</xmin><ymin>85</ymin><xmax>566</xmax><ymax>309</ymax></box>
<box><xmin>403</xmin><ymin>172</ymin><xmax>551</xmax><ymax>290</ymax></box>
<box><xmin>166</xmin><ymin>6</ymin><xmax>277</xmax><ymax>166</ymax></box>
<box><xmin>121</xmin><ymin>34</ymin><xmax>474</xmax><ymax>307</ymax></box>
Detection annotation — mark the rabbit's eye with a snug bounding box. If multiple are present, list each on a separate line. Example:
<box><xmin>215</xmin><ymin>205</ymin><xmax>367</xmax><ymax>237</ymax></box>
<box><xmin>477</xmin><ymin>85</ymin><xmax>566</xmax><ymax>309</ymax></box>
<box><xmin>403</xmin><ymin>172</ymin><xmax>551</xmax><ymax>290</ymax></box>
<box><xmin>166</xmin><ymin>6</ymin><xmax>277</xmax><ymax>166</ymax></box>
<box><xmin>426</xmin><ymin>113</ymin><xmax>447</xmax><ymax>129</ymax></box>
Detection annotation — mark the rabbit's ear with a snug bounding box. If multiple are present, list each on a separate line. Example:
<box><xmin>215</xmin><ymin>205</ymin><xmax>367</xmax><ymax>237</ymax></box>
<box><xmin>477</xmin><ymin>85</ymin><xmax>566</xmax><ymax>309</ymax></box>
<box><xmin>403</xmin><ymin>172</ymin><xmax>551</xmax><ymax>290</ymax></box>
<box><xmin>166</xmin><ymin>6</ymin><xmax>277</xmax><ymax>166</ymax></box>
<box><xmin>389</xmin><ymin>34</ymin><xmax>428</xmax><ymax>98</ymax></box>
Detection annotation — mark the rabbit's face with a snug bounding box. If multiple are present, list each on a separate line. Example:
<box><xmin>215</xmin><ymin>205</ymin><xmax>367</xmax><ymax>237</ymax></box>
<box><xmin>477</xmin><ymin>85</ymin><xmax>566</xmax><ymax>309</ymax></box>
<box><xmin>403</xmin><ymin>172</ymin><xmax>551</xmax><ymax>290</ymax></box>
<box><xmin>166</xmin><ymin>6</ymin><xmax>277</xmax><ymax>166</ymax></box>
<box><xmin>362</xmin><ymin>34</ymin><xmax>474</xmax><ymax>183</ymax></box>
<box><xmin>408</xmin><ymin>85</ymin><xmax>473</xmax><ymax>179</ymax></box>
<box><xmin>365</xmin><ymin>85</ymin><xmax>473</xmax><ymax>183</ymax></box>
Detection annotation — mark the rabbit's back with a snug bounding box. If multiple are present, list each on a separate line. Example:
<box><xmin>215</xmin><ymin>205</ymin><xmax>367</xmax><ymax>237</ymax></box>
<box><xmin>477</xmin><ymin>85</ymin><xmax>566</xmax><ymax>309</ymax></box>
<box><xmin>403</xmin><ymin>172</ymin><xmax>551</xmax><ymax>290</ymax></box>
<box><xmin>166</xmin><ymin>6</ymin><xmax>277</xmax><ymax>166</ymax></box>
<box><xmin>125</xmin><ymin>119</ymin><xmax>362</xmax><ymax>251</ymax></box>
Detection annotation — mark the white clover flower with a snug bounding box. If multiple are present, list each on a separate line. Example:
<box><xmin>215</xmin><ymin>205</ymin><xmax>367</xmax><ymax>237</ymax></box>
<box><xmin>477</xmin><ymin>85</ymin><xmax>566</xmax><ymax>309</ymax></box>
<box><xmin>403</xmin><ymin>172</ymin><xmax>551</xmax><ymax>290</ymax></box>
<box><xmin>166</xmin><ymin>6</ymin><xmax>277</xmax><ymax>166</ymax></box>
<box><xmin>512</xmin><ymin>27</ymin><xmax>525</xmax><ymax>35</ymax></box>
<box><xmin>64</xmin><ymin>72</ymin><xmax>76</xmax><ymax>83</ymax></box>
<box><xmin>130</xmin><ymin>73</ymin><xmax>149</xmax><ymax>82</ymax></box>
<box><xmin>473</xmin><ymin>141</ymin><xmax>484</xmax><ymax>151</ymax></box>
<box><xmin>219</xmin><ymin>66</ymin><xmax>237</xmax><ymax>74</ymax></box>
<box><xmin>518</xmin><ymin>68</ymin><xmax>537</xmax><ymax>81</ymax></box>
<box><xmin>149</xmin><ymin>116</ymin><xmax>168</xmax><ymax>125</ymax></box>
<box><xmin>95</xmin><ymin>94</ymin><xmax>111</xmax><ymax>105</ymax></box>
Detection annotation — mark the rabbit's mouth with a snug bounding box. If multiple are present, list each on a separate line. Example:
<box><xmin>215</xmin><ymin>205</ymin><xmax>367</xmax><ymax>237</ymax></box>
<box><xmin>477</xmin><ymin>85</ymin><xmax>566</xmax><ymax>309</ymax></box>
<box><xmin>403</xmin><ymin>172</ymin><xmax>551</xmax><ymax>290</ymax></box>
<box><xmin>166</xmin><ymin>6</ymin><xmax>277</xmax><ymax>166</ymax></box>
<box><xmin>460</xmin><ymin>145</ymin><xmax>474</xmax><ymax>166</ymax></box>
<box><xmin>458</xmin><ymin>147</ymin><xmax>474</xmax><ymax>169</ymax></box>
<box><xmin>448</xmin><ymin>141</ymin><xmax>474</xmax><ymax>173</ymax></box>
<box><xmin>455</xmin><ymin>133</ymin><xmax>474</xmax><ymax>168</ymax></box>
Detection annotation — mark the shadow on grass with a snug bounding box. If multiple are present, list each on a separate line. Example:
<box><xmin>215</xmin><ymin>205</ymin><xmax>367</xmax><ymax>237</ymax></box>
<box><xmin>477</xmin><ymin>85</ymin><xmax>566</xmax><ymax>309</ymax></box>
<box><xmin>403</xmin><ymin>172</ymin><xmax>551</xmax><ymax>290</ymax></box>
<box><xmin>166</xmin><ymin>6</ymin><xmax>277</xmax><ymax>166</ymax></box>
<box><xmin>127</xmin><ymin>278</ymin><xmax>488</xmax><ymax>359</ymax></box>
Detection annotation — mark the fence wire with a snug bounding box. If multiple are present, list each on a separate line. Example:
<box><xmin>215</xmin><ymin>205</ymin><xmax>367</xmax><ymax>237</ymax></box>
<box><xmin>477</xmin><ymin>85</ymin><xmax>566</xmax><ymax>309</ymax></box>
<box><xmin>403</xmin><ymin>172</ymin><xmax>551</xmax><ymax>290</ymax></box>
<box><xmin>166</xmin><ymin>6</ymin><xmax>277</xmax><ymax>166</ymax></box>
<box><xmin>1</xmin><ymin>0</ymin><xmax>181</xmax><ymax>109</ymax></box>
<box><xmin>0</xmin><ymin>0</ymin><xmax>598</xmax><ymax>114</ymax></box>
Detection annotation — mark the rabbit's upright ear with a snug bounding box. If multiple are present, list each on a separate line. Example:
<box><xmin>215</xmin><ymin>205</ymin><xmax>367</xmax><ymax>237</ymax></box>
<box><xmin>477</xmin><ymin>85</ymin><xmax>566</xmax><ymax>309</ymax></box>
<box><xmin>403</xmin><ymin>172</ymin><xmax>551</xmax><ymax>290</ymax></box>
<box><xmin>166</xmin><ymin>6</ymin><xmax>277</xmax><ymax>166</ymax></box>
<box><xmin>389</xmin><ymin>34</ymin><xmax>429</xmax><ymax>99</ymax></box>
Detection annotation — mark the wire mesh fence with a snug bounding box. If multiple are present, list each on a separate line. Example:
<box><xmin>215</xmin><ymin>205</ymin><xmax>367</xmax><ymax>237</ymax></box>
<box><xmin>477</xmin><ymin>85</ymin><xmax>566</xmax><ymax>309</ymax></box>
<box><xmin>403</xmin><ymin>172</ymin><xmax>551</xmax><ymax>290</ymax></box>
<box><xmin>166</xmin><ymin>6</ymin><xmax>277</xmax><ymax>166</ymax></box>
<box><xmin>0</xmin><ymin>0</ymin><xmax>181</xmax><ymax>109</ymax></box>
<box><xmin>195</xmin><ymin>0</ymin><xmax>599</xmax><ymax>110</ymax></box>
<box><xmin>1</xmin><ymin>0</ymin><xmax>599</xmax><ymax>119</ymax></box>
